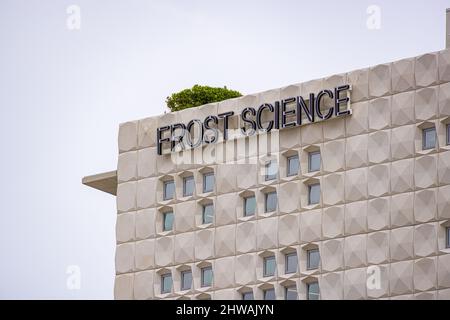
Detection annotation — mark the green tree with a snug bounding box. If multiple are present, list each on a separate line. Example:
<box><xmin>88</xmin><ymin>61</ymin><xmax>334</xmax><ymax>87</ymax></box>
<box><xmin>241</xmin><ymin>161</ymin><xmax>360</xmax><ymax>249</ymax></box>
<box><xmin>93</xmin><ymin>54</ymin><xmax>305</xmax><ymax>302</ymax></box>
<box><xmin>166</xmin><ymin>85</ymin><xmax>242</xmax><ymax>112</ymax></box>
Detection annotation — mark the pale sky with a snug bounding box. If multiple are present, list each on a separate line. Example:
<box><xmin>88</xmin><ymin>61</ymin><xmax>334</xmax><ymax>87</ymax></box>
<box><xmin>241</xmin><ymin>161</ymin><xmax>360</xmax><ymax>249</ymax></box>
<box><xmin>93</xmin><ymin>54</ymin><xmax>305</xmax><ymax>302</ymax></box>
<box><xmin>0</xmin><ymin>0</ymin><xmax>447</xmax><ymax>299</ymax></box>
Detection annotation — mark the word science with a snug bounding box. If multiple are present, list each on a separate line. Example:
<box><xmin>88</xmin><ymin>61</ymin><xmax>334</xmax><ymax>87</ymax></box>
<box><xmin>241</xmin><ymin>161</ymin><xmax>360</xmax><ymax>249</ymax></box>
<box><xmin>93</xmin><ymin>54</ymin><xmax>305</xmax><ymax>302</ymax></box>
<box><xmin>157</xmin><ymin>84</ymin><xmax>352</xmax><ymax>155</ymax></box>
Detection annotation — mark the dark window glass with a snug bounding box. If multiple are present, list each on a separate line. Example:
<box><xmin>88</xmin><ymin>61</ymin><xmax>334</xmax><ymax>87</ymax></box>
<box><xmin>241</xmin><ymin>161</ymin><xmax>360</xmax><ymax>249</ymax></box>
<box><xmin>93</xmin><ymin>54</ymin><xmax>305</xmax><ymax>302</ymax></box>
<box><xmin>422</xmin><ymin>127</ymin><xmax>436</xmax><ymax>150</ymax></box>
<box><xmin>287</xmin><ymin>155</ymin><xmax>300</xmax><ymax>176</ymax></box>
<box><xmin>265</xmin><ymin>192</ymin><xmax>277</xmax><ymax>212</ymax></box>
<box><xmin>263</xmin><ymin>256</ymin><xmax>276</xmax><ymax>277</ymax></box>
<box><xmin>181</xmin><ymin>270</ymin><xmax>192</xmax><ymax>290</ymax></box>
<box><xmin>242</xmin><ymin>292</ymin><xmax>254</xmax><ymax>300</ymax></box>
<box><xmin>309</xmin><ymin>183</ymin><xmax>320</xmax><ymax>205</ymax></box>
<box><xmin>307</xmin><ymin>282</ymin><xmax>320</xmax><ymax>300</ymax></box>
<box><xmin>285</xmin><ymin>253</ymin><xmax>298</xmax><ymax>274</ymax></box>
<box><xmin>183</xmin><ymin>176</ymin><xmax>194</xmax><ymax>197</ymax></box>
<box><xmin>244</xmin><ymin>196</ymin><xmax>256</xmax><ymax>217</ymax></box>
<box><xmin>203</xmin><ymin>173</ymin><xmax>214</xmax><ymax>193</ymax></box>
<box><xmin>447</xmin><ymin>227</ymin><xmax>450</xmax><ymax>248</ymax></box>
<box><xmin>202</xmin><ymin>203</ymin><xmax>214</xmax><ymax>224</ymax></box>
<box><xmin>201</xmin><ymin>266</ymin><xmax>213</xmax><ymax>287</ymax></box>
<box><xmin>263</xmin><ymin>288</ymin><xmax>276</xmax><ymax>300</ymax></box>
<box><xmin>307</xmin><ymin>249</ymin><xmax>320</xmax><ymax>270</ymax></box>
<box><xmin>447</xmin><ymin>124</ymin><xmax>450</xmax><ymax>145</ymax></box>
<box><xmin>285</xmin><ymin>286</ymin><xmax>297</xmax><ymax>300</ymax></box>
<box><xmin>265</xmin><ymin>160</ymin><xmax>277</xmax><ymax>181</ymax></box>
<box><xmin>163</xmin><ymin>211</ymin><xmax>174</xmax><ymax>231</ymax></box>
<box><xmin>161</xmin><ymin>273</ymin><xmax>172</xmax><ymax>294</ymax></box>
<box><xmin>309</xmin><ymin>151</ymin><xmax>321</xmax><ymax>172</ymax></box>
<box><xmin>163</xmin><ymin>180</ymin><xmax>175</xmax><ymax>200</ymax></box>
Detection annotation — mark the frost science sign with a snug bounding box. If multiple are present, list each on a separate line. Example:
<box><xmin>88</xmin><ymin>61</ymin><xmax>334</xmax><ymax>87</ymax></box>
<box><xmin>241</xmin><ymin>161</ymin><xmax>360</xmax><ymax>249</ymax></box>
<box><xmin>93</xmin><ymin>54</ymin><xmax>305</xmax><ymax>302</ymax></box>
<box><xmin>157</xmin><ymin>84</ymin><xmax>352</xmax><ymax>155</ymax></box>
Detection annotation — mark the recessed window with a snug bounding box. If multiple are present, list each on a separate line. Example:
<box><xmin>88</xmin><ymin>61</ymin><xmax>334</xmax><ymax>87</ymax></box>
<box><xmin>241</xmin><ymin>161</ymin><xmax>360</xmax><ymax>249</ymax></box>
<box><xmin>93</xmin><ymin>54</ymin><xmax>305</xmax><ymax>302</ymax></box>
<box><xmin>265</xmin><ymin>160</ymin><xmax>278</xmax><ymax>181</ymax></box>
<box><xmin>263</xmin><ymin>255</ymin><xmax>276</xmax><ymax>277</ymax></box>
<box><xmin>422</xmin><ymin>127</ymin><xmax>436</xmax><ymax>150</ymax></box>
<box><xmin>287</xmin><ymin>155</ymin><xmax>299</xmax><ymax>177</ymax></box>
<box><xmin>183</xmin><ymin>176</ymin><xmax>194</xmax><ymax>197</ymax></box>
<box><xmin>447</xmin><ymin>124</ymin><xmax>450</xmax><ymax>146</ymax></box>
<box><xmin>308</xmin><ymin>183</ymin><xmax>320</xmax><ymax>205</ymax></box>
<box><xmin>163</xmin><ymin>180</ymin><xmax>175</xmax><ymax>200</ymax></box>
<box><xmin>161</xmin><ymin>273</ymin><xmax>172</xmax><ymax>294</ymax></box>
<box><xmin>242</xmin><ymin>292</ymin><xmax>254</xmax><ymax>300</ymax></box>
<box><xmin>285</xmin><ymin>252</ymin><xmax>298</xmax><ymax>274</ymax></box>
<box><xmin>180</xmin><ymin>270</ymin><xmax>192</xmax><ymax>291</ymax></box>
<box><xmin>285</xmin><ymin>286</ymin><xmax>297</xmax><ymax>300</ymax></box>
<box><xmin>203</xmin><ymin>172</ymin><xmax>214</xmax><ymax>193</ymax></box>
<box><xmin>446</xmin><ymin>227</ymin><xmax>450</xmax><ymax>249</ymax></box>
<box><xmin>163</xmin><ymin>211</ymin><xmax>174</xmax><ymax>231</ymax></box>
<box><xmin>307</xmin><ymin>282</ymin><xmax>320</xmax><ymax>300</ymax></box>
<box><xmin>307</xmin><ymin>249</ymin><xmax>320</xmax><ymax>270</ymax></box>
<box><xmin>265</xmin><ymin>191</ymin><xmax>277</xmax><ymax>213</ymax></box>
<box><xmin>201</xmin><ymin>266</ymin><xmax>213</xmax><ymax>287</ymax></box>
<box><xmin>308</xmin><ymin>151</ymin><xmax>321</xmax><ymax>172</ymax></box>
<box><xmin>202</xmin><ymin>203</ymin><xmax>214</xmax><ymax>224</ymax></box>
<box><xmin>263</xmin><ymin>288</ymin><xmax>275</xmax><ymax>300</ymax></box>
<box><xmin>244</xmin><ymin>196</ymin><xmax>256</xmax><ymax>217</ymax></box>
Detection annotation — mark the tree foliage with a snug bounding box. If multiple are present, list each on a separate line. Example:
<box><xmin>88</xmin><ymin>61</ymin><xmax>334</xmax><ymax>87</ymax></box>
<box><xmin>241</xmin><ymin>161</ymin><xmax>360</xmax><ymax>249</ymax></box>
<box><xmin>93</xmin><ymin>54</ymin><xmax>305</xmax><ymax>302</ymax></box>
<box><xmin>166</xmin><ymin>85</ymin><xmax>242</xmax><ymax>112</ymax></box>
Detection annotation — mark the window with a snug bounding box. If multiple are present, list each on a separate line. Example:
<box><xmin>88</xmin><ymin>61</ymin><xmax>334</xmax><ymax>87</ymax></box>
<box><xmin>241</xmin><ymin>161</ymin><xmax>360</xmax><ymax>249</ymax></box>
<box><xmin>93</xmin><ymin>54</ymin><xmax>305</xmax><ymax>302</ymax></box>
<box><xmin>263</xmin><ymin>288</ymin><xmax>275</xmax><ymax>300</ymax></box>
<box><xmin>447</xmin><ymin>124</ymin><xmax>450</xmax><ymax>146</ymax></box>
<box><xmin>183</xmin><ymin>176</ymin><xmax>194</xmax><ymax>197</ymax></box>
<box><xmin>202</xmin><ymin>203</ymin><xmax>214</xmax><ymax>224</ymax></box>
<box><xmin>242</xmin><ymin>292</ymin><xmax>254</xmax><ymax>300</ymax></box>
<box><xmin>308</xmin><ymin>151</ymin><xmax>321</xmax><ymax>172</ymax></box>
<box><xmin>285</xmin><ymin>253</ymin><xmax>298</xmax><ymax>274</ymax></box>
<box><xmin>181</xmin><ymin>270</ymin><xmax>192</xmax><ymax>291</ymax></box>
<box><xmin>308</xmin><ymin>183</ymin><xmax>320</xmax><ymax>205</ymax></box>
<box><xmin>203</xmin><ymin>172</ymin><xmax>214</xmax><ymax>193</ymax></box>
<box><xmin>263</xmin><ymin>256</ymin><xmax>276</xmax><ymax>277</ymax></box>
<box><xmin>265</xmin><ymin>191</ymin><xmax>277</xmax><ymax>213</ymax></box>
<box><xmin>422</xmin><ymin>127</ymin><xmax>436</xmax><ymax>150</ymax></box>
<box><xmin>265</xmin><ymin>160</ymin><xmax>277</xmax><ymax>181</ymax></box>
<box><xmin>163</xmin><ymin>211</ymin><xmax>174</xmax><ymax>231</ymax></box>
<box><xmin>244</xmin><ymin>196</ymin><xmax>256</xmax><ymax>217</ymax></box>
<box><xmin>287</xmin><ymin>155</ymin><xmax>299</xmax><ymax>176</ymax></box>
<box><xmin>163</xmin><ymin>180</ymin><xmax>175</xmax><ymax>200</ymax></box>
<box><xmin>307</xmin><ymin>249</ymin><xmax>320</xmax><ymax>270</ymax></box>
<box><xmin>307</xmin><ymin>282</ymin><xmax>320</xmax><ymax>300</ymax></box>
<box><xmin>447</xmin><ymin>227</ymin><xmax>450</xmax><ymax>248</ymax></box>
<box><xmin>201</xmin><ymin>266</ymin><xmax>213</xmax><ymax>287</ymax></box>
<box><xmin>161</xmin><ymin>273</ymin><xmax>172</xmax><ymax>294</ymax></box>
<box><xmin>285</xmin><ymin>286</ymin><xmax>297</xmax><ymax>300</ymax></box>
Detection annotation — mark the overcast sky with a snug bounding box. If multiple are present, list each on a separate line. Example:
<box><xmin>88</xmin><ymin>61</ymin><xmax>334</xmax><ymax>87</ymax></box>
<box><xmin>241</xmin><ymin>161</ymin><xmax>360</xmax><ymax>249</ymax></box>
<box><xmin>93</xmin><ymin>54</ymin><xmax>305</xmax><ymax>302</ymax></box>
<box><xmin>0</xmin><ymin>0</ymin><xmax>447</xmax><ymax>299</ymax></box>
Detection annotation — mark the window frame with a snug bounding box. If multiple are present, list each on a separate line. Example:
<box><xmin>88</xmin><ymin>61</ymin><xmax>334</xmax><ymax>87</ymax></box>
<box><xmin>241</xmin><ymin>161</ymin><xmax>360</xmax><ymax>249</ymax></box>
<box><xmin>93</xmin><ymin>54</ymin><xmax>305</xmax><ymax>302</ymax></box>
<box><xmin>422</xmin><ymin>127</ymin><xmax>436</xmax><ymax>150</ymax></box>
<box><xmin>285</xmin><ymin>252</ymin><xmax>298</xmax><ymax>274</ymax></box>
<box><xmin>265</xmin><ymin>160</ymin><xmax>277</xmax><ymax>181</ymax></box>
<box><xmin>264</xmin><ymin>191</ymin><xmax>277</xmax><ymax>213</ymax></box>
<box><xmin>202</xmin><ymin>203</ymin><xmax>214</xmax><ymax>224</ymax></box>
<box><xmin>307</xmin><ymin>281</ymin><xmax>320</xmax><ymax>300</ymax></box>
<box><xmin>244</xmin><ymin>195</ymin><xmax>256</xmax><ymax>217</ymax></box>
<box><xmin>307</xmin><ymin>249</ymin><xmax>320</xmax><ymax>270</ymax></box>
<box><xmin>263</xmin><ymin>255</ymin><xmax>276</xmax><ymax>277</ymax></box>
<box><xmin>287</xmin><ymin>154</ymin><xmax>300</xmax><ymax>177</ymax></box>
<box><xmin>163</xmin><ymin>180</ymin><xmax>175</xmax><ymax>200</ymax></box>
<box><xmin>285</xmin><ymin>285</ymin><xmax>298</xmax><ymax>300</ymax></box>
<box><xmin>308</xmin><ymin>151</ymin><xmax>321</xmax><ymax>172</ymax></box>
<box><xmin>242</xmin><ymin>291</ymin><xmax>254</xmax><ymax>300</ymax></box>
<box><xmin>263</xmin><ymin>288</ymin><xmax>275</xmax><ymax>300</ymax></box>
<box><xmin>201</xmin><ymin>266</ymin><xmax>213</xmax><ymax>287</ymax></box>
<box><xmin>308</xmin><ymin>183</ymin><xmax>320</xmax><ymax>205</ymax></box>
<box><xmin>446</xmin><ymin>227</ymin><xmax>450</xmax><ymax>249</ymax></box>
<box><xmin>447</xmin><ymin>124</ymin><xmax>450</xmax><ymax>146</ymax></box>
<box><xmin>180</xmin><ymin>270</ymin><xmax>192</xmax><ymax>291</ymax></box>
<box><xmin>163</xmin><ymin>211</ymin><xmax>174</xmax><ymax>231</ymax></box>
<box><xmin>203</xmin><ymin>172</ymin><xmax>214</xmax><ymax>193</ymax></box>
<box><xmin>161</xmin><ymin>273</ymin><xmax>172</xmax><ymax>294</ymax></box>
<box><xmin>183</xmin><ymin>176</ymin><xmax>194</xmax><ymax>197</ymax></box>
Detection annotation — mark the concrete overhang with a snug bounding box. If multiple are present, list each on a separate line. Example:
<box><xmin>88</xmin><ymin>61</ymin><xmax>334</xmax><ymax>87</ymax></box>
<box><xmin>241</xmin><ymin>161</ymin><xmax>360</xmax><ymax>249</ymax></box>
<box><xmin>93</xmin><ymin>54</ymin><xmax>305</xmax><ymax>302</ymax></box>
<box><xmin>82</xmin><ymin>170</ymin><xmax>117</xmax><ymax>196</ymax></box>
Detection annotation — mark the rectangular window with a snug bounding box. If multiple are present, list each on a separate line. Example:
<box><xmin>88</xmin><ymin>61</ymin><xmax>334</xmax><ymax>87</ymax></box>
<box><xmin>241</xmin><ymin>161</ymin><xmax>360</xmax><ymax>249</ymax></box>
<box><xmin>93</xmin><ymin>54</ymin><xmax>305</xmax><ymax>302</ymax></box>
<box><xmin>263</xmin><ymin>256</ymin><xmax>276</xmax><ymax>277</ymax></box>
<box><xmin>202</xmin><ymin>203</ymin><xmax>214</xmax><ymax>224</ymax></box>
<box><xmin>201</xmin><ymin>266</ymin><xmax>213</xmax><ymax>287</ymax></box>
<box><xmin>161</xmin><ymin>273</ymin><xmax>172</xmax><ymax>294</ymax></box>
<box><xmin>242</xmin><ymin>292</ymin><xmax>254</xmax><ymax>300</ymax></box>
<box><xmin>308</xmin><ymin>151</ymin><xmax>321</xmax><ymax>172</ymax></box>
<box><xmin>244</xmin><ymin>196</ymin><xmax>256</xmax><ymax>217</ymax></box>
<box><xmin>180</xmin><ymin>270</ymin><xmax>192</xmax><ymax>291</ymax></box>
<box><xmin>287</xmin><ymin>155</ymin><xmax>299</xmax><ymax>177</ymax></box>
<box><xmin>163</xmin><ymin>211</ymin><xmax>174</xmax><ymax>231</ymax></box>
<box><xmin>183</xmin><ymin>176</ymin><xmax>194</xmax><ymax>197</ymax></box>
<box><xmin>263</xmin><ymin>288</ymin><xmax>275</xmax><ymax>300</ymax></box>
<box><xmin>308</xmin><ymin>183</ymin><xmax>320</xmax><ymax>205</ymax></box>
<box><xmin>307</xmin><ymin>282</ymin><xmax>320</xmax><ymax>300</ymax></box>
<box><xmin>285</xmin><ymin>286</ymin><xmax>297</xmax><ymax>300</ymax></box>
<box><xmin>203</xmin><ymin>173</ymin><xmax>214</xmax><ymax>193</ymax></box>
<box><xmin>447</xmin><ymin>124</ymin><xmax>450</xmax><ymax>146</ymax></box>
<box><xmin>422</xmin><ymin>127</ymin><xmax>436</xmax><ymax>150</ymax></box>
<box><xmin>307</xmin><ymin>249</ymin><xmax>320</xmax><ymax>270</ymax></box>
<box><xmin>447</xmin><ymin>227</ymin><xmax>450</xmax><ymax>248</ymax></box>
<box><xmin>265</xmin><ymin>160</ymin><xmax>277</xmax><ymax>181</ymax></box>
<box><xmin>163</xmin><ymin>180</ymin><xmax>175</xmax><ymax>200</ymax></box>
<box><xmin>285</xmin><ymin>253</ymin><xmax>298</xmax><ymax>274</ymax></box>
<box><xmin>265</xmin><ymin>192</ymin><xmax>277</xmax><ymax>213</ymax></box>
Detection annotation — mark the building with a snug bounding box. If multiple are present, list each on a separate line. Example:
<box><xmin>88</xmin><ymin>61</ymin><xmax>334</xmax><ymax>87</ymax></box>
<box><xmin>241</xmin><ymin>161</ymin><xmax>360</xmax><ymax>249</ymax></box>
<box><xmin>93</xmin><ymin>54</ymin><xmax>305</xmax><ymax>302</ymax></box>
<box><xmin>83</xmin><ymin>9</ymin><xmax>450</xmax><ymax>300</ymax></box>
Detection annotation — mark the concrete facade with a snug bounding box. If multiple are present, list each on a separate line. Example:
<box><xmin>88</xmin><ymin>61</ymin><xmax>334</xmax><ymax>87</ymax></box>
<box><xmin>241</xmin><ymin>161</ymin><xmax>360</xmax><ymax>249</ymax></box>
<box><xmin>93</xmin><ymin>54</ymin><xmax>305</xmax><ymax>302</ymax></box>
<box><xmin>104</xmin><ymin>48</ymin><xmax>450</xmax><ymax>300</ymax></box>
